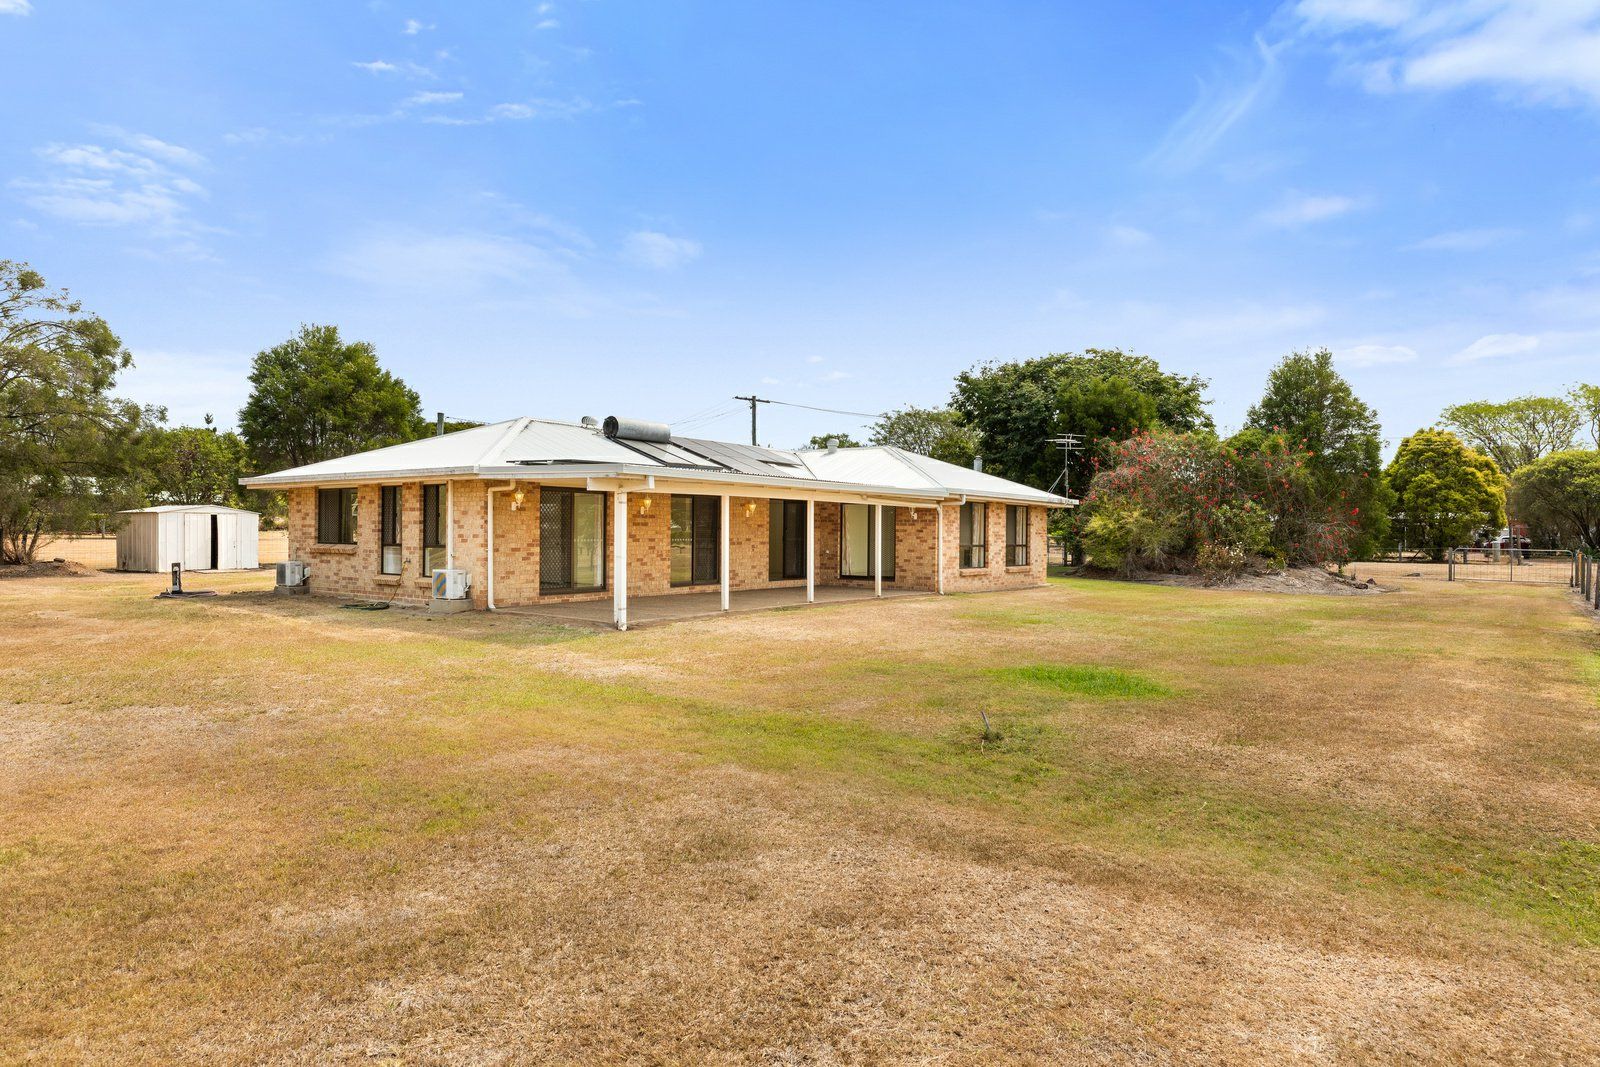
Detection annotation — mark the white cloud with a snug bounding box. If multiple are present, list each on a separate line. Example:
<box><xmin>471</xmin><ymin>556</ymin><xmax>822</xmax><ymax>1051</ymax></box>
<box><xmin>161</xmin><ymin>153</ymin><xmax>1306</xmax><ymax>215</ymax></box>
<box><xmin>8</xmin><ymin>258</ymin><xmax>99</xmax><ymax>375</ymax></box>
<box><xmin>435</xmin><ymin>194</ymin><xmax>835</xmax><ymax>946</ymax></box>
<box><xmin>421</xmin><ymin>96</ymin><xmax>612</xmax><ymax>126</ymax></box>
<box><xmin>1340</xmin><ymin>342</ymin><xmax>1418</xmax><ymax>366</ymax></box>
<box><xmin>805</xmin><ymin>355</ymin><xmax>825</xmax><ymax>364</ymax></box>
<box><xmin>818</xmin><ymin>369</ymin><xmax>852</xmax><ymax>382</ymax></box>
<box><xmin>621</xmin><ymin>230</ymin><xmax>702</xmax><ymax>269</ymax></box>
<box><xmin>1148</xmin><ymin>36</ymin><xmax>1284</xmax><ymax>171</ymax></box>
<box><xmin>401</xmin><ymin>18</ymin><xmax>432</xmax><ymax>35</ymax></box>
<box><xmin>1450</xmin><ymin>332</ymin><xmax>1540</xmax><ymax>362</ymax></box>
<box><xmin>1106</xmin><ymin>224</ymin><xmax>1154</xmax><ymax>247</ymax></box>
<box><xmin>403</xmin><ymin>90</ymin><xmax>464</xmax><ymax>106</ymax></box>
<box><xmin>1295</xmin><ymin>0</ymin><xmax>1600</xmax><ymax>108</ymax></box>
<box><xmin>1404</xmin><ymin>226</ymin><xmax>1519</xmax><ymax>250</ymax></box>
<box><xmin>0</xmin><ymin>0</ymin><xmax>32</xmax><ymax>14</ymax></box>
<box><xmin>14</xmin><ymin>131</ymin><xmax>209</xmax><ymax>243</ymax></box>
<box><xmin>536</xmin><ymin>18</ymin><xmax>560</xmax><ymax>30</ymax></box>
<box><xmin>353</xmin><ymin>59</ymin><xmax>434</xmax><ymax>78</ymax></box>
<box><xmin>325</xmin><ymin>230</ymin><xmax>567</xmax><ymax>292</ymax></box>
<box><xmin>1259</xmin><ymin>191</ymin><xmax>1364</xmax><ymax>227</ymax></box>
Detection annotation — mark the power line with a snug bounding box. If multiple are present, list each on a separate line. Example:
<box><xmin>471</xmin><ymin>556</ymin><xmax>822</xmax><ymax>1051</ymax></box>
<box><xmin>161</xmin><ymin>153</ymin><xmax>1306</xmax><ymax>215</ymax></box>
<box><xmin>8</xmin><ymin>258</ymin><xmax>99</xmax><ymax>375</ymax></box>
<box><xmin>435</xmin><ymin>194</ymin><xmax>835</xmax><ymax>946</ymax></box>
<box><xmin>764</xmin><ymin>398</ymin><xmax>885</xmax><ymax>419</ymax></box>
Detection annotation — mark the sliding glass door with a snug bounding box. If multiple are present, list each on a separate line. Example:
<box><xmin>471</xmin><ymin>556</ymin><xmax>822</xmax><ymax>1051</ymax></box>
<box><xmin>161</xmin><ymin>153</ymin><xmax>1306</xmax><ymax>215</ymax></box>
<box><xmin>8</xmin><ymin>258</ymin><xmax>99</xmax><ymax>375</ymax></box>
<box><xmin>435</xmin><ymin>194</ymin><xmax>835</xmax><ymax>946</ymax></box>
<box><xmin>540</xmin><ymin>488</ymin><xmax>607</xmax><ymax>593</ymax></box>
<box><xmin>670</xmin><ymin>494</ymin><xmax>721</xmax><ymax>586</ymax></box>
<box><xmin>839</xmin><ymin>504</ymin><xmax>895</xmax><ymax>579</ymax></box>
<box><xmin>768</xmin><ymin>499</ymin><xmax>806</xmax><ymax>580</ymax></box>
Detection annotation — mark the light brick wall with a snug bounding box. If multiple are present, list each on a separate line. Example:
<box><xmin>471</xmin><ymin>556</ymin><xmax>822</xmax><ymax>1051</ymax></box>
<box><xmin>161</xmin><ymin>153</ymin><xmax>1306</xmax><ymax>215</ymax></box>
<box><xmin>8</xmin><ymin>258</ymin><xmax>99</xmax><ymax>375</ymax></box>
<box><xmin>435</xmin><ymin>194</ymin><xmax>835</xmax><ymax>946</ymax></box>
<box><xmin>939</xmin><ymin>502</ymin><xmax>1049</xmax><ymax>592</ymax></box>
<box><xmin>285</xmin><ymin>481</ymin><xmax>1051</xmax><ymax>608</ymax></box>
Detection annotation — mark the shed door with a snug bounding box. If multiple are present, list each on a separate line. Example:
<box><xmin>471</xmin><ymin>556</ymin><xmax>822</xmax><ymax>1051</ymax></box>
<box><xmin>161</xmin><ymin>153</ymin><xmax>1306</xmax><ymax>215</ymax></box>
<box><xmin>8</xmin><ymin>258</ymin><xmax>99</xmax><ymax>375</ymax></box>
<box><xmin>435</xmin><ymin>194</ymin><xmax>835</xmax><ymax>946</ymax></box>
<box><xmin>182</xmin><ymin>514</ymin><xmax>210</xmax><ymax>570</ymax></box>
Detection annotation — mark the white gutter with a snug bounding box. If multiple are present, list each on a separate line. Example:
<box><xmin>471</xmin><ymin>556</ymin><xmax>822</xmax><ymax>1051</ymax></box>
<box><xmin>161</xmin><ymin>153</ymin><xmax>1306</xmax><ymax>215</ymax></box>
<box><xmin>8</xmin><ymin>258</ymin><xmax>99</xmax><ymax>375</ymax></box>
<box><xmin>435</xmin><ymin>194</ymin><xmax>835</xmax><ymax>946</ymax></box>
<box><xmin>485</xmin><ymin>480</ymin><xmax>514</xmax><ymax>611</ymax></box>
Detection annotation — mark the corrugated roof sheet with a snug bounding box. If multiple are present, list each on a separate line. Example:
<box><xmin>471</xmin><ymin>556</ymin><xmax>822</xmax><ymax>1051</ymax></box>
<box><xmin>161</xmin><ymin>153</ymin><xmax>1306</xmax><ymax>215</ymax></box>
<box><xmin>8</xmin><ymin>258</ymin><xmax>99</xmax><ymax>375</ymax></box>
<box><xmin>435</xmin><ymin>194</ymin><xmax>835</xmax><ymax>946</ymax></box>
<box><xmin>241</xmin><ymin>416</ymin><xmax>1073</xmax><ymax>506</ymax></box>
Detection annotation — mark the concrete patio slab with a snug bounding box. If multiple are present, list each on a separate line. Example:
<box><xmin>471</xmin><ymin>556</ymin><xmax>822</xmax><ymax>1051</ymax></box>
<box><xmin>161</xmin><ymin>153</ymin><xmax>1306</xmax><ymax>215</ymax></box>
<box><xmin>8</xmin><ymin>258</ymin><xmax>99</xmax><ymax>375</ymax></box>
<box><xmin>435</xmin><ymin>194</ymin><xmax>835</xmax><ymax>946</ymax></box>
<box><xmin>500</xmin><ymin>585</ymin><xmax>929</xmax><ymax>629</ymax></box>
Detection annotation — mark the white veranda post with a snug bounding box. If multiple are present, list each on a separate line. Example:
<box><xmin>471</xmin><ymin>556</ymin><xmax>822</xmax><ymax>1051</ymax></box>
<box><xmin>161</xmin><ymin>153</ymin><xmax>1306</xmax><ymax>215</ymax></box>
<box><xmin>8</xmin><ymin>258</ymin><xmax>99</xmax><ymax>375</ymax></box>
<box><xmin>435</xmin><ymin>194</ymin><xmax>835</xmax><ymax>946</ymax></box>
<box><xmin>720</xmin><ymin>493</ymin><xmax>731</xmax><ymax>611</ymax></box>
<box><xmin>873</xmin><ymin>503</ymin><xmax>883</xmax><ymax>598</ymax></box>
<box><xmin>613</xmin><ymin>491</ymin><xmax>628</xmax><ymax>630</ymax></box>
<box><xmin>805</xmin><ymin>498</ymin><xmax>815</xmax><ymax>603</ymax></box>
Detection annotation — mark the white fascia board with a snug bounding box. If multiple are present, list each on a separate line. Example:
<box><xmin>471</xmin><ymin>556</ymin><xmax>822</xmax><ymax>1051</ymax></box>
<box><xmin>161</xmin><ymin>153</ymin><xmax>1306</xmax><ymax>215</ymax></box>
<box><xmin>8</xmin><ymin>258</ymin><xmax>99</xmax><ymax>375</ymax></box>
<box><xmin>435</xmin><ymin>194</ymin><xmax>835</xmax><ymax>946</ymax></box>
<box><xmin>242</xmin><ymin>460</ymin><xmax>1076</xmax><ymax>506</ymax></box>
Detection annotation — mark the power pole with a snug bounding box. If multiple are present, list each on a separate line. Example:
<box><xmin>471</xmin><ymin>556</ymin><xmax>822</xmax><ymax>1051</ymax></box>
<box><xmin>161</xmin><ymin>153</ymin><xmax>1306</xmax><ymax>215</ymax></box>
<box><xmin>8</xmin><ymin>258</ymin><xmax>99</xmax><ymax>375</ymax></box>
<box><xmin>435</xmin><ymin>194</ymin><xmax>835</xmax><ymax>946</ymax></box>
<box><xmin>1047</xmin><ymin>433</ymin><xmax>1084</xmax><ymax>497</ymax></box>
<box><xmin>732</xmin><ymin>395</ymin><xmax>771</xmax><ymax>446</ymax></box>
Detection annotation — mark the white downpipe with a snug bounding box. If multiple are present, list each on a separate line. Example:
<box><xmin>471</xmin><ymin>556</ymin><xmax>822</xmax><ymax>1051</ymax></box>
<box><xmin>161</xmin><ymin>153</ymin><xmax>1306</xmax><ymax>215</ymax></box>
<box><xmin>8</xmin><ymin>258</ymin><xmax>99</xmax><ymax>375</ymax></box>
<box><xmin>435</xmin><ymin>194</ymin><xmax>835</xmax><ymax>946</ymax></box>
<box><xmin>720</xmin><ymin>493</ymin><xmax>731</xmax><ymax>611</ymax></box>
<box><xmin>446</xmin><ymin>481</ymin><xmax>454</xmax><ymax>570</ymax></box>
<box><xmin>614</xmin><ymin>490</ymin><xmax>629</xmax><ymax>631</ymax></box>
<box><xmin>936</xmin><ymin>502</ymin><xmax>945</xmax><ymax>595</ymax></box>
<box><xmin>874</xmin><ymin>502</ymin><xmax>883</xmax><ymax>598</ymax></box>
<box><xmin>805</xmin><ymin>497</ymin><xmax>815</xmax><ymax>604</ymax></box>
<box><xmin>485</xmin><ymin>481</ymin><xmax>512</xmax><ymax>611</ymax></box>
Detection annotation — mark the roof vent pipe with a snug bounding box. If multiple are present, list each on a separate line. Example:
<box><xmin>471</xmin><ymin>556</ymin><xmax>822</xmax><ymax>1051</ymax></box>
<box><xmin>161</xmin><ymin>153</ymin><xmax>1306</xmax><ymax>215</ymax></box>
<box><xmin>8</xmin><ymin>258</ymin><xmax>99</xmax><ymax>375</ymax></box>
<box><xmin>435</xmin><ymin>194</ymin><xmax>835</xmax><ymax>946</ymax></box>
<box><xmin>602</xmin><ymin>416</ymin><xmax>672</xmax><ymax>443</ymax></box>
<box><xmin>580</xmin><ymin>415</ymin><xmax>599</xmax><ymax>428</ymax></box>
<box><xmin>826</xmin><ymin>438</ymin><xmax>839</xmax><ymax>454</ymax></box>
<box><xmin>973</xmin><ymin>456</ymin><xmax>984</xmax><ymax>472</ymax></box>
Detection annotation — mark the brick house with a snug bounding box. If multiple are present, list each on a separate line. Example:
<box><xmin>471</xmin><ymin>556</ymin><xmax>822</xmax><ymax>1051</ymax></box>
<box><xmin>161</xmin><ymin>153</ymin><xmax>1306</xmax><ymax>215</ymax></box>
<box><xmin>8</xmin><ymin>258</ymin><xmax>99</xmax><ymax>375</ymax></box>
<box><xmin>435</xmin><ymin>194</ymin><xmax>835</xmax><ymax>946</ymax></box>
<box><xmin>241</xmin><ymin>416</ymin><xmax>1074</xmax><ymax>628</ymax></box>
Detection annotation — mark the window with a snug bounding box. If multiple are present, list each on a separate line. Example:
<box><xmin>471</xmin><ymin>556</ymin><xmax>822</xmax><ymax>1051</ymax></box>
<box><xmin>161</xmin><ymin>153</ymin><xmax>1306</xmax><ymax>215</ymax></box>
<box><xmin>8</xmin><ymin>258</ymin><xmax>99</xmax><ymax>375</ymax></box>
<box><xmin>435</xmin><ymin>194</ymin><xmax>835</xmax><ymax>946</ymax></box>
<box><xmin>380</xmin><ymin>486</ymin><xmax>401</xmax><ymax>574</ymax></box>
<box><xmin>670</xmin><ymin>495</ymin><xmax>720</xmax><ymax>586</ymax></box>
<box><xmin>959</xmin><ymin>502</ymin><xmax>987</xmax><ymax>569</ymax></box>
<box><xmin>421</xmin><ymin>484</ymin><xmax>447</xmax><ymax>574</ymax></box>
<box><xmin>540</xmin><ymin>488</ymin><xmax>606</xmax><ymax>593</ymax></box>
<box><xmin>1006</xmin><ymin>505</ymin><xmax>1029</xmax><ymax>567</ymax></box>
<box><xmin>839</xmin><ymin>503</ymin><xmax>896</xmax><ymax>579</ymax></box>
<box><xmin>768</xmin><ymin>499</ymin><xmax>807</xmax><ymax>580</ymax></box>
<box><xmin>316</xmin><ymin>487</ymin><xmax>357</xmax><ymax>545</ymax></box>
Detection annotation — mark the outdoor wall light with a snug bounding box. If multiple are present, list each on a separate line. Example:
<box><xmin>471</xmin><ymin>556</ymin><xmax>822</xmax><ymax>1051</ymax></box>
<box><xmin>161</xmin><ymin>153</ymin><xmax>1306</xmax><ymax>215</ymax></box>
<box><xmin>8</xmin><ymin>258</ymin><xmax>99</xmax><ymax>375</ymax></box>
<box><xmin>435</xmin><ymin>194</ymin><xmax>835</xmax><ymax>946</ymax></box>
<box><xmin>744</xmin><ymin>500</ymin><xmax>758</xmax><ymax>518</ymax></box>
<box><xmin>638</xmin><ymin>494</ymin><xmax>653</xmax><ymax>515</ymax></box>
<box><xmin>511</xmin><ymin>487</ymin><xmax>526</xmax><ymax>511</ymax></box>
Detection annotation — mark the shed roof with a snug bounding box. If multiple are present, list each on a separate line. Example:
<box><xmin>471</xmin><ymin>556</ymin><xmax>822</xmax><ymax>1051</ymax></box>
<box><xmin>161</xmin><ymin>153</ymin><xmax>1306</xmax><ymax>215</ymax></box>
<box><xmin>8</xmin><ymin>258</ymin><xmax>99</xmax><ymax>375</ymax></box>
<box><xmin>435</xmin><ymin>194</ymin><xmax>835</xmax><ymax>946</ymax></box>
<box><xmin>119</xmin><ymin>504</ymin><xmax>259</xmax><ymax>515</ymax></box>
<box><xmin>240</xmin><ymin>417</ymin><xmax>1074</xmax><ymax>507</ymax></box>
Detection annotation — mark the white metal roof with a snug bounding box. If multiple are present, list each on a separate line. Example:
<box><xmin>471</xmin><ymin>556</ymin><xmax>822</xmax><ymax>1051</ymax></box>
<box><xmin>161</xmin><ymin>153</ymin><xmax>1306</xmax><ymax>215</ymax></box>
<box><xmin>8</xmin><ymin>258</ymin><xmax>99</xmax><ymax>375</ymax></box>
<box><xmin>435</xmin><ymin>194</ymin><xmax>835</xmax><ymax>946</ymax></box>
<box><xmin>241</xmin><ymin>416</ymin><xmax>1074</xmax><ymax>507</ymax></box>
<box><xmin>119</xmin><ymin>504</ymin><xmax>259</xmax><ymax>515</ymax></box>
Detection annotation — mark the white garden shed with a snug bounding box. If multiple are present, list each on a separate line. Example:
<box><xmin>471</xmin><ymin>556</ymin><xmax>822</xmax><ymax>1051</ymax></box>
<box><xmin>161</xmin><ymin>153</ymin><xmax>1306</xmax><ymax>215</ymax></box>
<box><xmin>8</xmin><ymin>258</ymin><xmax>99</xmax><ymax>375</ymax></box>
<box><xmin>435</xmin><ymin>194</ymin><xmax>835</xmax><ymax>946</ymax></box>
<box><xmin>116</xmin><ymin>505</ymin><xmax>260</xmax><ymax>572</ymax></box>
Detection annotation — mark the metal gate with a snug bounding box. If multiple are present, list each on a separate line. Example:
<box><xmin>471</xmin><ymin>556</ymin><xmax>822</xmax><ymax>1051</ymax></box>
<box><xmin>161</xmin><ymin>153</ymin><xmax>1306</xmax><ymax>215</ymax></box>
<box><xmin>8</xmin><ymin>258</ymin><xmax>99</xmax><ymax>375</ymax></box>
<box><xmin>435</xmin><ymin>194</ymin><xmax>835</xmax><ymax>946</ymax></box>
<box><xmin>1448</xmin><ymin>547</ymin><xmax>1576</xmax><ymax>585</ymax></box>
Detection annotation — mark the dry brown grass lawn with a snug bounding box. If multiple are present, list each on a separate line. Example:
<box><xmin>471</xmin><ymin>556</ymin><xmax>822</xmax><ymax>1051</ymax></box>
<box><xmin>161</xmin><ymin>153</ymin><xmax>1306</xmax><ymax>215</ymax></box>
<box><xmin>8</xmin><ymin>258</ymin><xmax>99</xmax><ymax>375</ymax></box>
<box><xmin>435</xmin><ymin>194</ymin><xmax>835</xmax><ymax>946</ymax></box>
<box><xmin>1</xmin><ymin>569</ymin><xmax>1597</xmax><ymax>1064</ymax></box>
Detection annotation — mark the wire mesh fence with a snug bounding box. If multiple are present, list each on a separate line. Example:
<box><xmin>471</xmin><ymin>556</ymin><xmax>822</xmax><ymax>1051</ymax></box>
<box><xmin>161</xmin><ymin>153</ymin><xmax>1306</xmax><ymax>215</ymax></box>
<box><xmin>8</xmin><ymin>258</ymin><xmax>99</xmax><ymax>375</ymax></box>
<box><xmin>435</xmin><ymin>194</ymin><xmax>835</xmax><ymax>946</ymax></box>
<box><xmin>1448</xmin><ymin>547</ymin><xmax>1576</xmax><ymax>586</ymax></box>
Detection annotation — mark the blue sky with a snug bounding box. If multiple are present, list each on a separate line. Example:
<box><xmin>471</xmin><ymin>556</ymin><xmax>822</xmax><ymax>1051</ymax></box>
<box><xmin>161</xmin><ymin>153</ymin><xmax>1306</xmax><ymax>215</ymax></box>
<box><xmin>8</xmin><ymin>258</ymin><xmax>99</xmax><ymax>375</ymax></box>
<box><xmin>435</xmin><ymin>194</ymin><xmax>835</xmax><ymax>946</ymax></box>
<box><xmin>3</xmin><ymin>1</ymin><xmax>1598</xmax><ymax>451</ymax></box>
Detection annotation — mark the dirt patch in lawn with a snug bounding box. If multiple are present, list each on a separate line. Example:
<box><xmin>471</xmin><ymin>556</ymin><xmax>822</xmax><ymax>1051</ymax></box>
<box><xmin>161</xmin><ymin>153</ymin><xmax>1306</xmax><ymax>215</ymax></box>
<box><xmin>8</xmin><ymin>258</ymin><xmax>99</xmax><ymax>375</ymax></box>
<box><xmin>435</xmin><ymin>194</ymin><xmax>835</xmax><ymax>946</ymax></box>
<box><xmin>0</xmin><ymin>558</ymin><xmax>98</xmax><ymax>580</ymax></box>
<box><xmin>1080</xmin><ymin>563</ymin><xmax>1385</xmax><ymax>596</ymax></box>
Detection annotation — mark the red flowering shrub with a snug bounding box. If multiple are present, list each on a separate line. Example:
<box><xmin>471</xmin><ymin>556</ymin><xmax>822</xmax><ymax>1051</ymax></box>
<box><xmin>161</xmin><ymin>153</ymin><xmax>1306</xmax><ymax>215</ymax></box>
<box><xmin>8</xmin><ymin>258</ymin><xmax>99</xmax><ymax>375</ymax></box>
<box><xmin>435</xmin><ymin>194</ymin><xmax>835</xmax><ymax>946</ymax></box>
<box><xmin>1079</xmin><ymin>431</ymin><xmax>1356</xmax><ymax>574</ymax></box>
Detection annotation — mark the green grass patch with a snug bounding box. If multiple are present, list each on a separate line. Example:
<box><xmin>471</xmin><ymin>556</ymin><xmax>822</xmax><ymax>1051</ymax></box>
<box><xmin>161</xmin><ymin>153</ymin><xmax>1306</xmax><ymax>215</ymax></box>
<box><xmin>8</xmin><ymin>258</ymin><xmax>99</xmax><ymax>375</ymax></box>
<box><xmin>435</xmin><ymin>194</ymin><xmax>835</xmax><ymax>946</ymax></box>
<box><xmin>993</xmin><ymin>663</ymin><xmax>1170</xmax><ymax>698</ymax></box>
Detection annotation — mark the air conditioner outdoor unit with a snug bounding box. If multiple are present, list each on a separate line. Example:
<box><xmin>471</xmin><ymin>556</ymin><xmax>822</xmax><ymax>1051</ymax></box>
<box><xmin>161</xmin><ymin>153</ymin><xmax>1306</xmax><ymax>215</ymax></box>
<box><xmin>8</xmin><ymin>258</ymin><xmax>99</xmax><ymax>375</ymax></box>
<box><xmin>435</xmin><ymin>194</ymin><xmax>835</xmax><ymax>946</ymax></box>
<box><xmin>276</xmin><ymin>560</ymin><xmax>309</xmax><ymax>587</ymax></box>
<box><xmin>432</xmin><ymin>568</ymin><xmax>470</xmax><ymax>600</ymax></box>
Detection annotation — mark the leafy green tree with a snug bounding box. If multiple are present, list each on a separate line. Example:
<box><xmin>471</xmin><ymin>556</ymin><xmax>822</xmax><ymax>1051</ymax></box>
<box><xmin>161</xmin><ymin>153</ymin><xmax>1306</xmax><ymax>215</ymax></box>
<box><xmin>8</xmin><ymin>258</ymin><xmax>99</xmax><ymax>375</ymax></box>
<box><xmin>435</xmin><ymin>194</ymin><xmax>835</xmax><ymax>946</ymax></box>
<box><xmin>804</xmin><ymin>431</ymin><xmax>862</xmax><ymax>449</ymax></box>
<box><xmin>1510</xmin><ymin>450</ymin><xmax>1600</xmax><ymax>551</ymax></box>
<box><xmin>868</xmin><ymin>405</ymin><xmax>979</xmax><ymax>467</ymax></box>
<box><xmin>951</xmin><ymin>347</ymin><xmax>1210</xmax><ymax>492</ymax></box>
<box><xmin>1439</xmin><ymin>396</ymin><xmax>1579</xmax><ymax>474</ymax></box>
<box><xmin>1569</xmin><ymin>384</ymin><xmax>1600</xmax><ymax>449</ymax></box>
<box><xmin>1241</xmin><ymin>348</ymin><xmax>1392</xmax><ymax>558</ymax></box>
<box><xmin>142</xmin><ymin>416</ymin><xmax>249</xmax><ymax>506</ymax></box>
<box><xmin>239</xmin><ymin>324</ymin><xmax>424</xmax><ymax>472</ymax></box>
<box><xmin>1057</xmin><ymin>375</ymin><xmax>1160</xmax><ymax>495</ymax></box>
<box><xmin>0</xmin><ymin>261</ymin><xmax>156</xmax><ymax>563</ymax></box>
<box><xmin>1385</xmin><ymin>429</ymin><xmax>1506</xmax><ymax>562</ymax></box>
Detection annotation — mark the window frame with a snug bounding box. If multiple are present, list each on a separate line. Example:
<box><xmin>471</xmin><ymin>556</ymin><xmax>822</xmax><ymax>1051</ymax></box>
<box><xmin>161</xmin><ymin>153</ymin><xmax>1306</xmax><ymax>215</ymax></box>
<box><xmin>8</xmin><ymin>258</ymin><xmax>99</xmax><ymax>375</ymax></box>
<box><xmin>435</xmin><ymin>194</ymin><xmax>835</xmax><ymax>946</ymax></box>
<box><xmin>1005</xmin><ymin>505</ymin><xmax>1029</xmax><ymax>567</ymax></box>
<box><xmin>838</xmin><ymin>503</ymin><xmax>896</xmax><ymax>580</ymax></box>
<box><xmin>421</xmin><ymin>484</ymin><xmax>446</xmax><ymax>575</ymax></box>
<box><xmin>539</xmin><ymin>487</ymin><xmax>608</xmax><ymax>594</ymax></box>
<box><xmin>768</xmin><ymin>498</ymin><xmax>807</xmax><ymax>581</ymax></box>
<box><xmin>316</xmin><ymin>487</ymin><xmax>357</xmax><ymax>545</ymax></box>
<box><xmin>670</xmin><ymin>494</ymin><xmax>721</xmax><ymax>587</ymax></box>
<box><xmin>379</xmin><ymin>485</ymin><xmax>402</xmax><ymax>574</ymax></box>
<box><xmin>959</xmin><ymin>501</ymin><xmax>988</xmax><ymax>570</ymax></box>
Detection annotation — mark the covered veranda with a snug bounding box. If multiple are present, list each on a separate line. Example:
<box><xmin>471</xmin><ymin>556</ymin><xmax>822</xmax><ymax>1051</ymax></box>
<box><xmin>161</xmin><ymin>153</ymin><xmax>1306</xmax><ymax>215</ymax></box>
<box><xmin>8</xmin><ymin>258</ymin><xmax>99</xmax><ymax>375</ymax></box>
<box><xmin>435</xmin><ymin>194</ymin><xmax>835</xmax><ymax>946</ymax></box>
<box><xmin>532</xmin><ymin>477</ymin><xmax>944</xmax><ymax>630</ymax></box>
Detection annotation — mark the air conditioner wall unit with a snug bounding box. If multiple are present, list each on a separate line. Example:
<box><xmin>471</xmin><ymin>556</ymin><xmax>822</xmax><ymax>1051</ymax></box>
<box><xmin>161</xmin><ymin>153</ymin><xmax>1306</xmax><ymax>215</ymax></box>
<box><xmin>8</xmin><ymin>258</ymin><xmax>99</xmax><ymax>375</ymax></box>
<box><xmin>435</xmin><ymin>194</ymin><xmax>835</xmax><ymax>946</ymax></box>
<box><xmin>432</xmin><ymin>568</ymin><xmax>470</xmax><ymax>600</ymax></box>
<box><xmin>276</xmin><ymin>560</ymin><xmax>309</xmax><ymax>587</ymax></box>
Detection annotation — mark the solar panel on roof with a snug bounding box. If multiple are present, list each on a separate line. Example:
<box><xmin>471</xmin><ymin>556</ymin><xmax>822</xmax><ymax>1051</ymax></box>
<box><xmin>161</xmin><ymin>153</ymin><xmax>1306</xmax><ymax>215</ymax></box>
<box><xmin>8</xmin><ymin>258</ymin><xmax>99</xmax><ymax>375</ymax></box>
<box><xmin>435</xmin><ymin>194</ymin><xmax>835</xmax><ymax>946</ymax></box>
<box><xmin>618</xmin><ymin>439</ymin><xmax>723</xmax><ymax>468</ymax></box>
